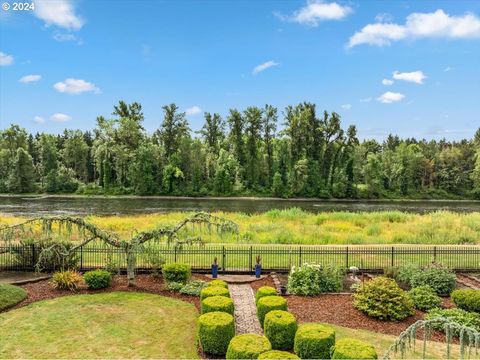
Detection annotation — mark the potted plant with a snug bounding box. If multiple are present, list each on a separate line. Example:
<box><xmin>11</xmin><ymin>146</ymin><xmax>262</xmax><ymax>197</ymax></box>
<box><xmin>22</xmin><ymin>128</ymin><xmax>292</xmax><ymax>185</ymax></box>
<box><xmin>211</xmin><ymin>257</ymin><xmax>219</xmax><ymax>278</ymax></box>
<box><xmin>255</xmin><ymin>255</ymin><xmax>262</xmax><ymax>278</ymax></box>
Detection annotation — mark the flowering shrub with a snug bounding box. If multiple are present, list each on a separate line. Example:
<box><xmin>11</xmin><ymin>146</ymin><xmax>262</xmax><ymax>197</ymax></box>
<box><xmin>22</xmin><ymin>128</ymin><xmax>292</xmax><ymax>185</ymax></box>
<box><xmin>287</xmin><ymin>263</ymin><xmax>343</xmax><ymax>296</ymax></box>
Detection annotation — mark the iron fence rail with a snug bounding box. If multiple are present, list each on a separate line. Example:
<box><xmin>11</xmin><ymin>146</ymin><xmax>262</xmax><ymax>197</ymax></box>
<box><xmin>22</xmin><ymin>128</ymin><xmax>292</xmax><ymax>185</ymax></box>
<box><xmin>1</xmin><ymin>244</ymin><xmax>479</xmax><ymax>274</ymax></box>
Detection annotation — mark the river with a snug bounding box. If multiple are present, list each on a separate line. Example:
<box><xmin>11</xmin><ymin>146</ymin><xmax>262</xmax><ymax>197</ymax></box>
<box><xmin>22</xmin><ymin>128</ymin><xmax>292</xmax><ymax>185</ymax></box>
<box><xmin>0</xmin><ymin>196</ymin><xmax>478</xmax><ymax>216</ymax></box>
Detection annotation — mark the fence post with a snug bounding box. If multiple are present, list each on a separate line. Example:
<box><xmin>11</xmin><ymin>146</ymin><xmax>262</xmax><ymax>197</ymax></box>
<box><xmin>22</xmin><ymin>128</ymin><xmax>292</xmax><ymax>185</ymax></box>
<box><xmin>391</xmin><ymin>246</ymin><xmax>395</xmax><ymax>267</ymax></box>
<box><xmin>249</xmin><ymin>246</ymin><xmax>253</xmax><ymax>275</ymax></box>
<box><xmin>433</xmin><ymin>246</ymin><xmax>437</xmax><ymax>263</ymax></box>
<box><xmin>346</xmin><ymin>246</ymin><xmax>349</xmax><ymax>269</ymax></box>
<box><xmin>299</xmin><ymin>246</ymin><xmax>302</xmax><ymax>267</ymax></box>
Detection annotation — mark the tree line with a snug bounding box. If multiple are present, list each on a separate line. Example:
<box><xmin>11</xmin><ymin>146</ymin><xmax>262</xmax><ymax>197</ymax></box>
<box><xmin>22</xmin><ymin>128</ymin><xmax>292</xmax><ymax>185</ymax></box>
<box><xmin>1</xmin><ymin>101</ymin><xmax>479</xmax><ymax>199</ymax></box>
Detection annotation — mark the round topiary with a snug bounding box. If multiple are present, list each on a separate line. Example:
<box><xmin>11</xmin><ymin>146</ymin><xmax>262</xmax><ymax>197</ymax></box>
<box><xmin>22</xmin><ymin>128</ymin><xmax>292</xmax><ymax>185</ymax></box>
<box><xmin>201</xmin><ymin>295</ymin><xmax>235</xmax><ymax>315</ymax></box>
<box><xmin>256</xmin><ymin>286</ymin><xmax>278</xmax><ymax>303</ymax></box>
<box><xmin>258</xmin><ymin>350</ymin><xmax>300</xmax><ymax>359</ymax></box>
<box><xmin>0</xmin><ymin>284</ymin><xmax>27</xmax><ymax>311</ymax></box>
<box><xmin>330</xmin><ymin>338</ymin><xmax>378</xmax><ymax>359</ymax></box>
<box><xmin>264</xmin><ymin>310</ymin><xmax>298</xmax><ymax>350</ymax></box>
<box><xmin>208</xmin><ymin>279</ymin><xmax>229</xmax><ymax>288</ymax></box>
<box><xmin>162</xmin><ymin>263</ymin><xmax>191</xmax><ymax>283</ymax></box>
<box><xmin>409</xmin><ymin>285</ymin><xmax>442</xmax><ymax>311</ymax></box>
<box><xmin>84</xmin><ymin>269</ymin><xmax>112</xmax><ymax>289</ymax></box>
<box><xmin>200</xmin><ymin>286</ymin><xmax>230</xmax><ymax>301</ymax></box>
<box><xmin>198</xmin><ymin>311</ymin><xmax>235</xmax><ymax>356</ymax></box>
<box><xmin>257</xmin><ymin>296</ymin><xmax>288</xmax><ymax>327</ymax></box>
<box><xmin>226</xmin><ymin>333</ymin><xmax>272</xmax><ymax>360</ymax></box>
<box><xmin>294</xmin><ymin>323</ymin><xmax>335</xmax><ymax>360</ymax></box>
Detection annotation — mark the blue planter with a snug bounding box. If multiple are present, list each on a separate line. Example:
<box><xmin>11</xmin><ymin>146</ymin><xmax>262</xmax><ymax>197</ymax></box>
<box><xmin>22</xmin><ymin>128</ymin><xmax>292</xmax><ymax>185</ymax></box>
<box><xmin>211</xmin><ymin>264</ymin><xmax>218</xmax><ymax>278</ymax></box>
<box><xmin>255</xmin><ymin>264</ymin><xmax>262</xmax><ymax>278</ymax></box>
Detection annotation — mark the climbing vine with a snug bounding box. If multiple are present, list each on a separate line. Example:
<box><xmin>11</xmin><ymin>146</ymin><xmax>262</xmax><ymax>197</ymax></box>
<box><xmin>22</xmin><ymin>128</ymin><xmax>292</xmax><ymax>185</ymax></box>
<box><xmin>0</xmin><ymin>212</ymin><xmax>239</xmax><ymax>286</ymax></box>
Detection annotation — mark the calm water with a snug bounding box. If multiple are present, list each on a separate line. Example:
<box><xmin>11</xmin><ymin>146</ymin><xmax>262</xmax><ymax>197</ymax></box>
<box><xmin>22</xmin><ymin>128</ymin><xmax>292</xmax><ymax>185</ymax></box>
<box><xmin>0</xmin><ymin>196</ymin><xmax>478</xmax><ymax>216</ymax></box>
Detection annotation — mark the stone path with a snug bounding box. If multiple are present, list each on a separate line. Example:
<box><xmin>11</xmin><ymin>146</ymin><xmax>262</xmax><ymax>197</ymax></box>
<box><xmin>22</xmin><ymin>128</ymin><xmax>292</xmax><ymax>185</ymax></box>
<box><xmin>229</xmin><ymin>283</ymin><xmax>262</xmax><ymax>334</ymax></box>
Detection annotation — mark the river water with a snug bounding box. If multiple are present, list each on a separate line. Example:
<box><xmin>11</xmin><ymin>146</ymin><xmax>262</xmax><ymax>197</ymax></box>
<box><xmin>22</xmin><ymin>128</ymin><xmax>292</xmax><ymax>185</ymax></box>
<box><xmin>0</xmin><ymin>196</ymin><xmax>478</xmax><ymax>216</ymax></box>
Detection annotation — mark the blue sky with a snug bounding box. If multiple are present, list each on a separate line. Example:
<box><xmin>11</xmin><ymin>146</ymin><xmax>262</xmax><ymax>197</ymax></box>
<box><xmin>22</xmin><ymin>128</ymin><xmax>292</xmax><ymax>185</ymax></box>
<box><xmin>1</xmin><ymin>0</ymin><xmax>479</xmax><ymax>140</ymax></box>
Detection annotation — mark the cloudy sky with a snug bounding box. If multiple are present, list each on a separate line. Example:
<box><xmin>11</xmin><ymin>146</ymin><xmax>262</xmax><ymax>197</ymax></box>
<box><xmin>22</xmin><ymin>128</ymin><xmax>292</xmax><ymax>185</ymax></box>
<box><xmin>1</xmin><ymin>0</ymin><xmax>479</xmax><ymax>139</ymax></box>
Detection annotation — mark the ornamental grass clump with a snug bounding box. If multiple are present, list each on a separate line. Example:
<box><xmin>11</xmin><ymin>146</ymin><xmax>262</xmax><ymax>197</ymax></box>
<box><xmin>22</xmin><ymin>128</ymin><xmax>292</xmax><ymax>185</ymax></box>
<box><xmin>294</xmin><ymin>323</ymin><xmax>335</xmax><ymax>359</ymax></box>
<box><xmin>353</xmin><ymin>277</ymin><xmax>415</xmax><ymax>321</ymax></box>
<box><xmin>0</xmin><ymin>284</ymin><xmax>27</xmax><ymax>311</ymax></box>
<box><xmin>330</xmin><ymin>338</ymin><xmax>378</xmax><ymax>359</ymax></box>
<box><xmin>50</xmin><ymin>269</ymin><xmax>83</xmax><ymax>291</ymax></box>
<box><xmin>198</xmin><ymin>311</ymin><xmax>235</xmax><ymax>356</ymax></box>
<box><xmin>264</xmin><ymin>310</ymin><xmax>297</xmax><ymax>350</ymax></box>
<box><xmin>256</xmin><ymin>286</ymin><xmax>278</xmax><ymax>303</ymax></box>
<box><xmin>451</xmin><ymin>289</ymin><xmax>480</xmax><ymax>312</ymax></box>
<box><xmin>257</xmin><ymin>296</ymin><xmax>288</xmax><ymax>327</ymax></box>
<box><xmin>408</xmin><ymin>285</ymin><xmax>442</xmax><ymax>311</ymax></box>
<box><xmin>226</xmin><ymin>334</ymin><xmax>272</xmax><ymax>360</ymax></box>
<box><xmin>200</xmin><ymin>286</ymin><xmax>230</xmax><ymax>301</ymax></box>
<box><xmin>258</xmin><ymin>350</ymin><xmax>300</xmax><ymax>359</ymax></box>
<box><xmin>83</xmin><ymin>269</ymin><xmax>111</xmax><ymax>289</ymax></box>
<box><xmin>201</xmin><ymin>295</ymin><xmax>234</xmax><ymax>315</ymax></box>
<box><xmin>207</xmin><ymin>279</ymin><xmax>228</xmax><ymax>288</ymax></box>
<box><xmin>162</xmin><ymin>263</ymin><xmax>191</xmax><ymax>284</ymax></box>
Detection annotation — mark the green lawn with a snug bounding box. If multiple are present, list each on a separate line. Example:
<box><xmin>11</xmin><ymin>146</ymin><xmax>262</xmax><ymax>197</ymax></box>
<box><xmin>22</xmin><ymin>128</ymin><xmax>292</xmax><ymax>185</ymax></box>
<box><xmin>0</xmin><ymin>292</ymin><xmax>199</xmax><ymax>359</ymax></box>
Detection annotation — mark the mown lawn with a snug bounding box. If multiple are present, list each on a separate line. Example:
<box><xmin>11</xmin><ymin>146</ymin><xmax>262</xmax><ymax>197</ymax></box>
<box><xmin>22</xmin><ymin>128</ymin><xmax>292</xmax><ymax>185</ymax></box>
<box><xmin>0</xmin><ymin>292</ymin><xmax>199</xmax><ymax>359</ymax></box>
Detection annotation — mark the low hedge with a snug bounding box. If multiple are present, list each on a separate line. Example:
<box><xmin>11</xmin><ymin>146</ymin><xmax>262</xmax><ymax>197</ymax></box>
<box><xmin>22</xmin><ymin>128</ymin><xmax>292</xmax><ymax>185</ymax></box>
<box><xmin>84</xmin><ymin>269</ymin><xmax>111</xmax><ymax>289</ymax></box>
<box><xmin>256</xmin><ymin>286</ymin><xmax>278</xmax><ymax>303</ymax></box>
<box><xmin>226</xmin><ymin>333</ymin><xmax>272</xmax><ymax>360</ymax></box>
<box><xmin>201</xmin><ymin>296</ymin><xmax>235</xmax><ymax>315</ymax></box>
<box><xmin>264</xmin><ymin>310</ymin><xmax>297</xmax><ymax>350</ymax></box>
<box><xmin>198</xmin><ymin>311</ymin><xmax>235</xmax><ymax>356</ymax></box>
<box><xmin>200</xmin><ymin>286</ymin><xmax>230</xmax><ymax>301</ymax></box>
<box><xmin>294</xmin><ymin>323</ymin><xmax>335</xmax><ymax>359</ymax></box>
<box><xmin>258</xmin><ymin>350</ymin><xmax>300</xmax><ymax>359</ymax></box>
<box><xmin>257</xmin><ymin>296</ymin><xmax>288</xmax><ymax>327</ymax></box>
<box><xmin>162</xmin><ymin>263</ymin><xmax>191</xmax><ymax>283</ymax></box>
<box><xmin>208</xmin><ymin>279</ymin><xmax>228</xmax><ymax>288</ymax></box>
<box><xmin>0</xmin><ymin>284</ymin><xmax>27</xmax><ymax>311</ymax></box>
<box><xmin>451</xmin><ymin>289</ymin><xmax>480</xmax><ymax>312</ymax></box>
<box><xmin>330</xmin><ymin>338</ymin><xmax>378</xmax><ymax>359</ymax></box>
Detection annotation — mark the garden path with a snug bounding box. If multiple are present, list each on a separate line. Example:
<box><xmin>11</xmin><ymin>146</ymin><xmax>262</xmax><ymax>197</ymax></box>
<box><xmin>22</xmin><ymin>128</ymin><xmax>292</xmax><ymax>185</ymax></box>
<box><xmin>229</xmin><ymin>283</ymin><xmax>262</xmax><ymax>334</ymax></box>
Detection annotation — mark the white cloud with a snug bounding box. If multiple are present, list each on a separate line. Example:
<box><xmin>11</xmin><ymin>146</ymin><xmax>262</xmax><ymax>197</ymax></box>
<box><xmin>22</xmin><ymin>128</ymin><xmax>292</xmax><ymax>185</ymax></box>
<box><xmin>252</xmin><ymin>60</ymin><xmax>279</xmax><ymax>75</ymax></box>
<box><xmin>377</xmin><ymin>91</ymin><xmax>405</xmax><ymax>104</ymax></box>
<box><xmin>185</xmin><ymin>106</ymin><xmax>202</xmax><ymax>116</ymax></box>
<box><xmin>444</xmin><ymin>66</ymin><xmax>453</xmax><ymax>72</ymax></box>
<box><xmin>33</xmin><ymin>116</ymin><xmax>45</xmax><ymax>124</ymax></box>
<box><xmin>51</xmin><ymin>113</ymin><xmax>71</xmax><ymax>122</ymax></box>
<box><xmin>53</xmin><ymin>32</ymin><xmax>78</xmax><ymax>42</ymax></box>
<box><xmin>34</xmin><ymin>0</ymin><xmax>84</xmax><ymax>30</ymax></box>
<box><xmin>19</xmin><ymin>74</ymin><xmax>42</xmax><ymax>83</ymax></box>
<box><xmin>375</xmin><ymin>13</ymin><xmax>393</xmax><ymax>23</ymax></box>
<box><xmin>382</xmin><ymin>79</ymin><xmax>394</xmax><ymax>85</ymax></box>
<box><xmin>341</xmin><ymin>104</ymin><xmax>352</xmax><ymax>110</ymax></box>
<box><xmin>348</xmin><ymin>9</ymin><xmax>480</xmax><ymax>47</ymax></box>
<box><xmin>0</xmin><ymin>51</ymin><xmax>14</xmax><ymax>66</ymax></box>
<box><xmin>286</xmin><ymin>1</ymin><xmax>353</xmax><ymax>26</ymax></box>
<box><xmin>359</xmin><ymin>97</ymin><xmax>372</xmax><ymax>103</ymax></box>
<box><xmin>393</xmin><ymin>70</ymin><xmax>426</xmax><ymax>84</ymax></box>
<box><xmin>53</xmin><ymin>78</ymin><xmax>99</xmax><ymax>94</ymax></box>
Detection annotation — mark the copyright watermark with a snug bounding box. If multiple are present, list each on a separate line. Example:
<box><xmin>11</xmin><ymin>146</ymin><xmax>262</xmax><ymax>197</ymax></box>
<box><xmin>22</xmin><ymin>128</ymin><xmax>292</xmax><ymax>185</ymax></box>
<box><xmin>2</xmin><ymin>2</ymin><xmax>10</xmax><ymax>11</ymax></box>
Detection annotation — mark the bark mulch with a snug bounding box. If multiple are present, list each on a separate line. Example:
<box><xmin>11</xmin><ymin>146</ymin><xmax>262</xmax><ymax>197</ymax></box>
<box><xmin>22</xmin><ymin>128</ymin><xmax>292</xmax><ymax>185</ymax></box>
<box><xmin>287</xmin><ymin>293</ymin><xmax>454</xmax><ymax>343</ymax></box>
<box><xmin>249</xmin><ymin>275</ymin><xmax>276</xmax><ymax>292</ymax></box>
<box><xmin>8</xmin><ymin>273</ymin><xmax>212</xmax><ymax>313</ymax></box>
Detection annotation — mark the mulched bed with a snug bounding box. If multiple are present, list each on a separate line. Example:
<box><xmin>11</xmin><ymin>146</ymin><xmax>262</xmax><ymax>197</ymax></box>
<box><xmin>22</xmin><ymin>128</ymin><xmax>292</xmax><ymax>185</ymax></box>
<box><xmin>250</xmin><ymin>275</ymin><xmax>276</xmax><ymax>292</ymax></box>
<box><xmin>6</xmin><ymin>273</ymin><xmax>212</xmax><ymax>313</ymax></box>
<box><xmin>287</xmin><ymin>293</ymin><xmax>455</xmax><ymax>343</ymax></box>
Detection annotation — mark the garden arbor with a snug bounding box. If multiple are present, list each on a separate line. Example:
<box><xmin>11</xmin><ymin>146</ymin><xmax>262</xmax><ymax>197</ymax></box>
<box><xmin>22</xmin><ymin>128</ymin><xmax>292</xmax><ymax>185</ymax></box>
<box><xmin>0</xmin><ymin>212</ymin><xmax>239</xmax><ymax>286</ymax></box>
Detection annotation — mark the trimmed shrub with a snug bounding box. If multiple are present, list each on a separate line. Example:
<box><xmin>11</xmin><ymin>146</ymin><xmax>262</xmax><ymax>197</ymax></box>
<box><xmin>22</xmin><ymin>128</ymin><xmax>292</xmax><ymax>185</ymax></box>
<box><xmin>330</xmin><ymin>338</ymin><xmax>378</xmax><ymax>359</ymax></box>
<box><xmin>408</xmin><ymin>285</ymin><xmax>442</xmax><ymax>311</ymax></box>
<box><xmin>264</xmin><ymin>310</ymin><xmax>297</xmax><ymax>350</ymax></box>
<box><xmin>294</xmin><ymin>323</ymin><xmax>335</xmax><ymax>359</ymax></box>
<box><xmin>167</xmin><ymin>281</ymin><xmax>184</xmax><ymax>291</ymax></box>
<box><xmin>198</xmin><ymin>311</ymin><xmax>235</xmax><ymax>356</ymax></box>
<box><xmin>0</xmin><ymin>284</ymin><xmax>27</xmax><ymax>311</ymax></box>
<box><xmin>83</xmin><ymin>269</ymin><xmax>111</xmax><ymax>289</ymax></box>
<box><xmin>162</xmin><ymin>263</ymin><xmax>191</xmax><ymax>283</ymax></box>
<box><xmin>451</xmin><ymin>289</ymin><xmax>480</xmax><ymax>312</ymax></box>
<box><xmin>200</xmin><ymin>286</ymin><xmax>230</xmax><ymax>301</ymax></box>
<box><xmin>256</xmin><ymin>286</ymin><xmax>278</xmax><ymax>303</ymax></box>
<box><xmin>50</xmin><ymin>270</ymin><xmax>83</xmax><ymax>291</ymax></box>
<box><xmin>226</xmin><ymin>334</ymin><xmax>272</xmax><ymax>360</ymax></box>
<box><xmin>353</xmin><ymin>277</ymin><xmax>415</xmax><ymax>321</ymax></box>
<box><xmin>202</xmin><ymin>296</ymin><xmax>235</xmax><ymax>315</ymax></box>
<box><xmin>208</xmin><ymin>279</ymin><xmax>228</xmax><ymax>288</ymax></box>
<box><xmin>257</xmin><ymin>296</ymin><xmax>288</xmax><ymax>327</ymax></box>
<box><xmin>180</xmin><ymin>280</ymin><xmax>206</xmax><ymax>296</ymax></box>
<box><xmin>258</xmin><ymin>350</ymin><xmax>300</xmax><ymax>359</ymax></box>
<box><xmin>425</xmin><ymin>308</ymin><xmax>480</xmax><ymax>336</ymax></box>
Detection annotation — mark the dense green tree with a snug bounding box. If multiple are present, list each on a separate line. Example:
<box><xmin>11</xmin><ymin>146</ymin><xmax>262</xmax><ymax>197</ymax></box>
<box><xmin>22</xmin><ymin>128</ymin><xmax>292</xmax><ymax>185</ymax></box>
<box><xmin>8</xmin><ymin>148</ymin><xmax>35</xmax><ymax>193</ymax></box>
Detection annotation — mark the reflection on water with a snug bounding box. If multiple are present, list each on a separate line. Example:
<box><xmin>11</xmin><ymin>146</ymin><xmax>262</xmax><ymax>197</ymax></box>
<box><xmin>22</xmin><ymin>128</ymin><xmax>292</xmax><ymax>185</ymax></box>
<box><xmin>0</xmin><ymin>196</ymin><xmax>479</xmax><ymax>216</ymax></box>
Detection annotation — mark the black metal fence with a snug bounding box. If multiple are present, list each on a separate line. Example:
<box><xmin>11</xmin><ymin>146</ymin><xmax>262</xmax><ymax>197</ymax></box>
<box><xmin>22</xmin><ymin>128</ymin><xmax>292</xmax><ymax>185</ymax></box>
<box><xmin>1</xmin><ymin>244</ymin><xmax>480</xmax><ymax>274</ymax></box>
